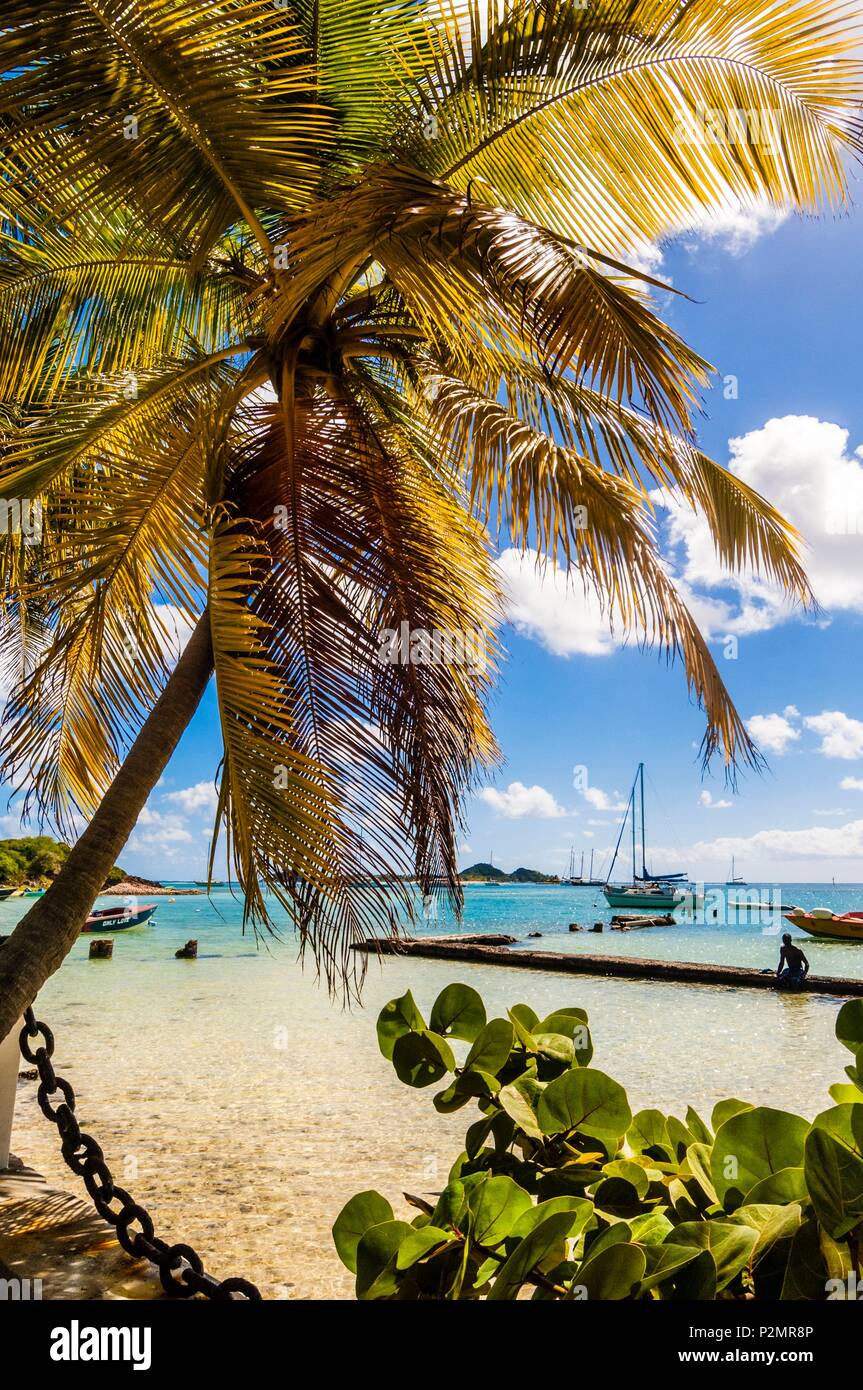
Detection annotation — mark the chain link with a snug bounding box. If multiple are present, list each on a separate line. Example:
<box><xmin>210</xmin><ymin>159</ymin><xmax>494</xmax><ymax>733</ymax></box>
<box><xmin>19</xmin><ymin>1004</ymin><xmax>262</xmax><ymax>1300</ymax></box>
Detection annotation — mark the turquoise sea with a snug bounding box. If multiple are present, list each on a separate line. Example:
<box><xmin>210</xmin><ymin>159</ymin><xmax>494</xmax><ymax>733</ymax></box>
<box><xmin>4</xmin><ymin>881</ymin><xmax>861</xmax><ymax>1298</ymax></box>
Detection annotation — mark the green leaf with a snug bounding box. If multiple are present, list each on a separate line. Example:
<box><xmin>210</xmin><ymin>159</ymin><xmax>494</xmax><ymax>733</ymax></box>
<box><xmin>685</xmin><ymin>1105</ymin><xmax>713</xmax><ymax>1145</ymax></box>
<box><xmin>507</xmin><ymin>1008</ymin><xmax>538</xmax><ymax>1050</ymax></box>
<box><xmin>640</xmin><ymin>1242</ymin><xmax>703</xmax><ymax>1292</ymax></box>
<box><xmin>468</xmin><ymin>1175</ymin><xmax>533</xmax><ymax>1246</ymax></box>
<box><xmin>711</xmin><ymin>1107</ymin><xmax>810</xmax><ymax>1208</ymax></box>
<box><xmin>536</xmin><ymin>1011</ymin><xmax>592</xmax><ymax>1063</ymax></box>
<box><xmin>602</xmin><ymin>1159</ymin><xmax>650</xmax><ymax>1199</ymax></box>
<box><xmin>509</xmin><ymin>1196</ymin><xmax>594</xmax><ymax>1243</ymax></box>
<box><xmin>465</xmin><ymin>1114</ymin><xmax>496</xmax><ymax>1160</ymax></box>
<box><xmin>627</xmin><ymin>1109</ymin><xmax>673</xmax><ymax>1159</ymax></box>
<box><xmin>396</xmin><ymin>1226</ymin><xmax>453</xmax><ymax>1270</ymax></box>
<box><xmin>591</xmin><ymin>1176</ymin><xmax>643</xmax><ymax>1217</ymax></box>
<box><xmin>434</xmin><ymin>1067</ymin><xmax>500</xmax><ymax>1113</ymax></box>
<box><xmin>497</xmin><ymin>1077</ymin><xmax>545</xmax><ymax>1139</ymax></box>
<box><xmin>536</xmin><ymin>1007</ymin><xmax>588</xmax><ymax>1032</ymax></box>
<box><xmin>463</xmin><ymin>1019</ymin><xmax>515</xmax><ymax>1076</ymax></box>
<box><xmin>731</xmin><ymin>1202</ymin><xmax>802</xmax><ymax>1264</ymax></box>
<box><xmin>509</xmin><ymin>1003</ymin><xmax>539</xmax><ymax>1031</ymax></box>
<box><xmin>836</xmin><ymin>999</ymin><xmax>863</xmax><ymax>1053</ymax></box>
<box><xmin>537</xmin><ymin>1068</ymin><xmax>632</xmax><ymax>1139</ymax></box>
<box><xmin>671</xmin><ymin>1221</ymin><xmax>758</xmax><ymax>1291</ymax></box>
<box><xmin>685</xmin><ymin>1143</ymin><xmax>718</xmax><ymax>1204</ymax></box>
<box><xmin>829</xmin><ymin>1083</ymin><xmax>863</xmax><ymax>1106</ymax></box>
<box><xmin>429</xmin><ymin>983</ymin><xmax>486</xmax><ymax>1042</ymax></box>
<box><xmin>812</xmin><ymin>1103</ymin><xmax>863</xmax><ymax>1157</ymax></box>
<box><xmin>377</xmin><ymin>991</ymin><xmax>425</xmax><ymax>1060</ymax></box>
<box><xmin>431</xmin><ymin>1180</ymin><xmax>467</xmax><ymax>1230</ymax></box>
<box><xmin>332</xmin><ymin>1190</ymin><xmax>394</xmax><ymax>1273</ymax></box>
<box><xmin>392</xmin><ymin>1029</ymin><xmax>455</xmax><ymax>1088</ymax></box>
<box><xmin>744</xmin><ymin>1167</ymin><xmax>808</xmax><ymax>1206</ymax></box>
<box><xmin>629</xmin><ymin>1209</ymin><xmax>674</xmax><ymax>1246</ymax></box>
<box><xmin>780</xmin><ymin>1217</ymin><xmax>831</xmax><ymax>1300</ymax></box>
<box><xmin>356</xmin><ymin>1220</ymin><xmax>414</xmax><ymax>1299</ymax></box>
<box><xmin>574</xmin><ymin>1243</ymin><xmax>646</xmax><ymax>1300</ymax></box>
<box><xmin>487</xmin><ymin>1212</ymin><xmax>576</xmax><ymax>1300</ymax></box>
<box><xmin>711</xmin><ymin>1097</ymin><xmax>753</xmax><ymax>1132</ymax></box>
<box><xmin>669</xmin><ymin>1249</ymin><xmax>717</xmax><ymax>1300</ymax></box>
<box><xmin>804</xmin><ymin>1127</ymin><xmax>863</xmax><ymax>1239</ymax></box>
<box><xmin>533</xmin><ymin>1032</ymin><xmax>575</xmax><ymax>1066</ymax></box>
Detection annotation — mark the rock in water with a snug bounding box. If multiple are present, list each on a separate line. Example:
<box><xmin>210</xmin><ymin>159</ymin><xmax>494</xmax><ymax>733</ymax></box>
<box><xmin>88</xmin><ymin>939</ymin><xmax>113</xmax><ymax>959</ymax></box>
<box><xmin>175</xmin><ymin>939</ymin><xmax>198</xmax><ymax>959</ymax></box>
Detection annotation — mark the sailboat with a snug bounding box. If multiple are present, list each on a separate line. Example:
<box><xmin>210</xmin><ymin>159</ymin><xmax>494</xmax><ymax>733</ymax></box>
<box><xmin>585</xmin><ymin>848</ymin><xmax>605</xmax><ymax>887</ymax></box>
<box><xmin>564</xmin><ymin>848</ymin><xmax>585</xmax><ymax>885</ymax></box>
<box><xmin>725</xmin><ymin>856</ymin><xmax>746</xmax><ymax>886</ymax></box>
<box><xmin>603</xmin><ymin>764</ymin><xmax>691</xmax><ymax>910</ymax></box>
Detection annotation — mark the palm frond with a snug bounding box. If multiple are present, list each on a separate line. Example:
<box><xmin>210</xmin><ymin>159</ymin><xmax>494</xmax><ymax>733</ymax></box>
<box><xmin>402</xmin><ymin>0</ymin><xmax>863</xmax><ymax>250</ymax></box>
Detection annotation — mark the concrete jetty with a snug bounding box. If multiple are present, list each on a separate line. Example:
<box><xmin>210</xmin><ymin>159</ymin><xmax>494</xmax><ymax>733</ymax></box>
<box><xmin>352</xmin><ymin>935</ymin><xmax>863</xmax><ymax>997</ymax></box>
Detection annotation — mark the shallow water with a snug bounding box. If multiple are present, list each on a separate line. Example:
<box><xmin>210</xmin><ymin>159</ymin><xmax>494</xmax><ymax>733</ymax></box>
<box><xmin>3</xmin><ymin>883</ymin><xmax>859</xmax><ymax>1299</ymax></box>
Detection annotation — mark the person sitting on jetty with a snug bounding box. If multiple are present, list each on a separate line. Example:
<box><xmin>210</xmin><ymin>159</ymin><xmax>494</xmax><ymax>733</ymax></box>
<box><xmin>777</xmin><ymin>934</ymin><xmax>809</xmax><ymax>988</ymax></box>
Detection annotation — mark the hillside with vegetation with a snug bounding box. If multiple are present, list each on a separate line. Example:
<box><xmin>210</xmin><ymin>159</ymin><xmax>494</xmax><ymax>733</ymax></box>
<box><xmin>459</xmin><ymin>862</ymin><xmax>560</xmax><ymax>884</ymax></box>
<box><xmin>0</xmin><ymin>837</ymin><xmax>126</xmax><ymax>889</ymax></box>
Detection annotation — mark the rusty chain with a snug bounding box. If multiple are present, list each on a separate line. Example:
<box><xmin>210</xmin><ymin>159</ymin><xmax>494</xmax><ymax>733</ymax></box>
<box><xmin>19</xmin><ymin>1004</ymin><xmax>262</xmax><ymax>1300</ymax></box>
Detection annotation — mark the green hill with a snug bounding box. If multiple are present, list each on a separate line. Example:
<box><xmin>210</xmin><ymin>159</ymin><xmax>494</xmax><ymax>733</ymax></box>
<box><xmin>459</xmin><ymin>862</ymin><xmax>559</xmax><ymax>884</ymax></box>
<box><xmin>0</xmin><ymin>836</ymin><xmax>127</xmax><ymax>889</ymax></box>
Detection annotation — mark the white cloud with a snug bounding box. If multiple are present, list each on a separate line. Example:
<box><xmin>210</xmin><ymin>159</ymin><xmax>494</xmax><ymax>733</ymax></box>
<box><xmin>672</xmin><ymin>819</ymin><xmax>863</xmax><ymax>864</ymax></box>
<box><xmin>841</xmin><ymin>777</ymin><xmax>863</xmax><ymax>791</ymax></box>
<box><xmin>128</xmin><ymin>805</ymin><xmax>194</xmax><ymax>852</ymax></box>
<box><xmin>679</xmin><ymin>200</ymin><xmax>788</xmax><ymax>256</ymax></box>
<box><xmin>495</xmin><ymin>549</ymin><xmax>626</xmax><ymax>657</ymax></box>
<box><xmin>479</xmin><ymin>781</ymin><xmax>568</xmax><ymax>819</ymax></box>
<box><xmin>165</xmin><ymin>781</ymin><xmax>219</xmax><ymax>814</ymax></box>
<box><xmin>805</xmin><ymin>711</ymin><xmax>863</xmax><ymax>761</ymax></box>
<box><xmin>745</xmin><ymin>712</ymin><xmax>801</xmax><ymax>755</ymax></box>
<box><xmin>698</xmin><ymin>789</ymin><xmax>733</xmax><ymax>809</ymax></box>
<box><xmin>661</xmin><ymin>417</ymin><xmax>863</xmax><ymax>637</ymax></box>
<box><xmin>582</xmin><ymin>785</ymin><xmax>627</xmax><ymax>812</ymax></box>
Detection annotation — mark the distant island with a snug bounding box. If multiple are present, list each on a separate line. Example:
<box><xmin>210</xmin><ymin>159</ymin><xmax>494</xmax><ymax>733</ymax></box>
<box><xmin>459</xmin><ymin>861</ymin><xmax>560</xmax><ymax>885</ymax></box>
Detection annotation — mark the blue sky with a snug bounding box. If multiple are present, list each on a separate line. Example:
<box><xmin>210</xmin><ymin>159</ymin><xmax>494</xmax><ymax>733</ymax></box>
<box><xmin>35</xmin><ymin>197</ymin><xmax>863</xmax><ymax>885</ymax></box>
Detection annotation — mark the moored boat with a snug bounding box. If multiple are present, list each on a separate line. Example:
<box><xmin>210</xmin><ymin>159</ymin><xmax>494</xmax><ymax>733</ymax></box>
<box><xmin>784</xmin><ymin>909</ymin><xmax>863</xmax><ymax>942</ymax></box>
<box><xmin>81</xmin><ymin>903</ymin><xmax>157</xmax><ymax>932</ymax></box>
<box><xmin>604</xmin><ymin>881</ymin><xmax>688</xmax><ymax>910</ymax></box>
<box><xmin>602</xmin><ymin>763</ymin><xmax>692</xmax><ymax>912</ymax></box>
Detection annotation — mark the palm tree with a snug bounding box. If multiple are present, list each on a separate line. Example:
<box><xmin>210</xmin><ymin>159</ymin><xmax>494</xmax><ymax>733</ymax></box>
<box><xmin>0</xmin><ymin>0</ymin><xmax>860</xmax><ymax>1040</ymax></box>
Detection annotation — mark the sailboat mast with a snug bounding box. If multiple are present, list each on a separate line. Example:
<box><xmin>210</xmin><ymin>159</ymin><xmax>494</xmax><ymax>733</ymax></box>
<box><xmin>631</xmin><ymin>773</ymin><xmax>637</xmax><ymax>881</ymax></box>
<box><xmin>639</xmin><ymin>762</ymin><xmax>647</xmax><ymax>878</ymax></box>
<box><xmin>589</xmin><ymin>848</ymin><xmax>594</xmax><ymax>878</ymax></box>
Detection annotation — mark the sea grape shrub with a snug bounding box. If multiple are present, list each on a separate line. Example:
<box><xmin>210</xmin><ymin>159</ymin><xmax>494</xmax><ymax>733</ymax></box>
<box><xmin>332</xmin><ymin>986</ymin><xmax>863</xmax><ymax>1300</ymax></box>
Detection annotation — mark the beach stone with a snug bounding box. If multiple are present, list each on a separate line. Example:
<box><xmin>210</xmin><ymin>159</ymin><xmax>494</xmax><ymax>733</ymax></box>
<box><xmin>88</xmin><ymin>939</ymin><xmax>113</xmax><ymax>960</ymax></box>
<box><xmin>175</xmin><ymin>939</ymin><xmax>198</xmax><ymax>959</ymax></box>
<box><xmin>591</xmin><ymin>923</ymin><xmax>603</xmax><ymax>932</ymax></box>
<box><xmin>568</xmin><ymin>923</ymin><xmax>581</xmax><ymax>931</ymax></box>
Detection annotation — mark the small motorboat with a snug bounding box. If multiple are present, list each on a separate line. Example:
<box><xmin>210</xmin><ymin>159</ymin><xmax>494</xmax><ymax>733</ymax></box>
<box><xmin>81</xmin><ymin>903</ymin><xmax>157</xmax><ymax>932</ymax></box>
<box><xmin>784</xmin><ymin>909</ymin><xmax>863</xmax><ymax>942</ymax></box>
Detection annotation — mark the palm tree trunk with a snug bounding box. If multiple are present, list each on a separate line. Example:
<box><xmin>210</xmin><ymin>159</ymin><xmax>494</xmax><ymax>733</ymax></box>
<box><xmin>0</xmin><ymin>610</ymin><xmax>214</xmax><ymax>1043</ymax></box>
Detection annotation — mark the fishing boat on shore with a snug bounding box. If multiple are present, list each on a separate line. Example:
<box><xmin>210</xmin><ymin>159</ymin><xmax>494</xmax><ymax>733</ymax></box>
<box><xmin>0</xmin><ymin>887</ymin><xmax>24</xmax><ymax>900</ymax></box>
<box><xmin>784</xmin><ymin>908</ymin><xmax>863</xmax><ymax>942</ymax></box>
<box><xmin>81</xmin><ymin>903</ymin><xmax>157</xmax><ymax>932</ymax></box>
<box><xmin>603</xmin><ymin>763</ymin><xmax>692</xmax><ymax>911</ymax></box>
